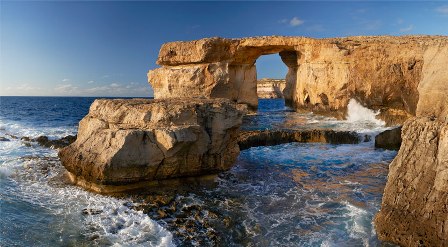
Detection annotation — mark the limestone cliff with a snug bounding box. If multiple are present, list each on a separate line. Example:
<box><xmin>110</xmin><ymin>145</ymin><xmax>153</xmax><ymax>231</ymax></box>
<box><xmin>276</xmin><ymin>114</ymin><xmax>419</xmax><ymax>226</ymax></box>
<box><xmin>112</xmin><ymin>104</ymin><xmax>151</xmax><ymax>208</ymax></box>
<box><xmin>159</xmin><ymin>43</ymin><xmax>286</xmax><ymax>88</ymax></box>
<box><xmin>148</xmin><ymin>36</ymin><xmax>448</xmax><ymax>124</ymax></box>
<box><xmin>374</xmin><ymin>117</ymin><xmax>448</xmax><ymax>246</ymax></box>
<box><xmin>257</xmin><ymin>78</ymin><xmax>286</xmax><ymax>99</ymax></box>
<box><xmin>58</xmin><ymin>98</ymin><xmax>246</xmax><ymax>193</ymax></box>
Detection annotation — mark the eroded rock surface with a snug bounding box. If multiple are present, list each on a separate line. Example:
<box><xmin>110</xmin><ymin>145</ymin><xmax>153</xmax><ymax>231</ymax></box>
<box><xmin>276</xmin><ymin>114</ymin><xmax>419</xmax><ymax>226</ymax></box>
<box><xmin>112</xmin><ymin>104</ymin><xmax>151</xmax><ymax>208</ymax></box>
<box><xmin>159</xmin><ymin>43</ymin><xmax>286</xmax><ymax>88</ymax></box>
<box><xmin>374</xmin><ymin>117</ymin><xmax>448</xmax><ymax>246</ymax></box>
<box><xmin>238</xmin><ymin>129</ymin><xmax>360</xmax><ymax>150</ymax></box>
<box><xmin>58</xmin><ymin>98</ymin><xmax>246</xmax><ymax>193</ymax></box>
<box><xmin>374</xmin><ymin>127</ymin><xmax>402</xmax><ymax>150</ymax></box>
<box><xmin>148</xmin><ymin>36</ymin><xmax>448</xmax><ymax>124</ymax></box>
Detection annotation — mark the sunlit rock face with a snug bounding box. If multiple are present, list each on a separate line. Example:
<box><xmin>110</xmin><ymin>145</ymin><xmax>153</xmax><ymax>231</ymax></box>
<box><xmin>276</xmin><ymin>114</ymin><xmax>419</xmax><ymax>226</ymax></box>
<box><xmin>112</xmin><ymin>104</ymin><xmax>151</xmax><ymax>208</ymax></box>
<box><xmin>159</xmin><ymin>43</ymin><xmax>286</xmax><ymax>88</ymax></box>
<box><xmin>58</xmin><ymin>98</ymin><xmax>246</xmax><ymax>193</ymax></box>
<box><xmin>257</xmin><ymin>78</ymin><xmax>286</xmax><ymax>99</ymax></box>
<box><xmin>375</xmin><ymin>117</ymin><xmax>448</xmax><ymax>246</ymax></box>
<box><xmin>148</xmin><ymin>35</ymin><xmax>448</xmax><ymax>124</ymax></box>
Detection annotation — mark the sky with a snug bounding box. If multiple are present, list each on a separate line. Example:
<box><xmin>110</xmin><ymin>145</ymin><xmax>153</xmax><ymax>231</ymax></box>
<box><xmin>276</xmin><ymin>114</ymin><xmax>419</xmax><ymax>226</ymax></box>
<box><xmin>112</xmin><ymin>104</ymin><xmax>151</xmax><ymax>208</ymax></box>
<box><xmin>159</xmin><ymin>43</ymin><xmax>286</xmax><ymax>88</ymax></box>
<box><xmin>1</xmin><ymin>1</ymin><xmax>447</xmax><ymax>97</ymax></box>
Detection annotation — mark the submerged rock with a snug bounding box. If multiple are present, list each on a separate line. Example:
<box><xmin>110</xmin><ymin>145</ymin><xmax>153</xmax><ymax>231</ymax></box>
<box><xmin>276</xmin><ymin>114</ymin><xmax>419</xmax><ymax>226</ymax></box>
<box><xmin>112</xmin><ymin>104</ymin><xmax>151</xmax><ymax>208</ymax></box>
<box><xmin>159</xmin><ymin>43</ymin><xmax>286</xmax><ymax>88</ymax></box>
<box><xmin>238</xmin><ymin>129</ymin><xmax>360</xmax><ymax>150</ymax></box>
<box><xmin>0</xmin><ymin>137</ymin><xmax>10</xmax><ymax>141</ymax></box>
<box><xmin>375</xmin><ymin>117</ymin><xmax>448</xmax><ymax>246</ymax></box>
<box><xmin>58</xmin><ymin>98</ymin><xmax>246</xmax><ymax>193</ymax></box>
<box><xmin>374</xmin><ymin>127</ymin><xmax>402</xmax><ymax>150</ymax></box>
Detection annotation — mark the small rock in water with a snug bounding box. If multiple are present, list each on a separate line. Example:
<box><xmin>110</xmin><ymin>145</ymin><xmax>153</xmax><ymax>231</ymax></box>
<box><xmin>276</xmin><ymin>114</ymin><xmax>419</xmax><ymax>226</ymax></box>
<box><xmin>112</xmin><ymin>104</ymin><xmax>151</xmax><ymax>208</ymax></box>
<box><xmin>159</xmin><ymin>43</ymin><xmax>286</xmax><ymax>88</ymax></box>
<box><xmin>363</xmin><ymin>134</ymin><xmax>372</xmax><ymax>142</ymax></box>
<box><xmin>0</xmin><ymin>137</ymin><xmax>10</xmax><ymax>142</ymax></box>
<box><xmin>81</xmin><ymin>208</ymin><xmax>103</xmax><ymax>215</ymax></box>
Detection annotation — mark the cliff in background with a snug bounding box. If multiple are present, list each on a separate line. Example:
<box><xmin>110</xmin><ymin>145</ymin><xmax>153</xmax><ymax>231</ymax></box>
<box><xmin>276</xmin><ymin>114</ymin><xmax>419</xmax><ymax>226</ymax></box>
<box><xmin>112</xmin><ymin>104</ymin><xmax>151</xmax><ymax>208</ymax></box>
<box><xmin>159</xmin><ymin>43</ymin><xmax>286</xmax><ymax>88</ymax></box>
<box><xmin>257</xmin><ymin>78</ymin><xmax>286</xmax><ymax>99</ymax></box>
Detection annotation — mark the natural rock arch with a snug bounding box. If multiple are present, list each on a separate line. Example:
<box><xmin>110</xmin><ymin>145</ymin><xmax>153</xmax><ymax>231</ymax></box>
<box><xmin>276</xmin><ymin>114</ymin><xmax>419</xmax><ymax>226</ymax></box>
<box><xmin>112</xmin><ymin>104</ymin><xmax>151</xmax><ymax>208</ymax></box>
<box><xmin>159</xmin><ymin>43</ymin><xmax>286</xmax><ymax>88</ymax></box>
<box><xmin>148</xmin><ymin>36</ymin><xmax>448</xmax><ymax>125</ymax></box>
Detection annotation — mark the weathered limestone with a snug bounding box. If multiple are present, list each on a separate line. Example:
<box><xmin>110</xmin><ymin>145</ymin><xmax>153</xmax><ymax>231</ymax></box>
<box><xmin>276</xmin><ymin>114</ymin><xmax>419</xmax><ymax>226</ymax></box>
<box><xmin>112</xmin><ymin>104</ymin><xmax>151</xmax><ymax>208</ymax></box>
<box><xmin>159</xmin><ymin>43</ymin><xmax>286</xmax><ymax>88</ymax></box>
<box><xmin>257</xmin><ymin>78</ymin><xmax>286</xmax><ymax>99</ymax></box>
<box><xmin>58</xmin><ymin>98</ymin><xmax>246</xmax><ymax>193</ymax></box>
<box><xmin>148</xmin><ymin>36</ymin><xmax>448</xmax><ymax>124</ymax></box>
<box><xmin>375</xmin><ymin>117</ymin><xmax>448</xmax><ymax>246</ymax></box>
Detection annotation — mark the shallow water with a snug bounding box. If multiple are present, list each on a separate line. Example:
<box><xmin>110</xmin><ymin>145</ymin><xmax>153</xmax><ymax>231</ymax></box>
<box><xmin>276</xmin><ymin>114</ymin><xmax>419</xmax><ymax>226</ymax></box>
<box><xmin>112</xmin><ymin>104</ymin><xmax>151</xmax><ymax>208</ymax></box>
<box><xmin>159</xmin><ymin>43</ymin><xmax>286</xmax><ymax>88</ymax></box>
<box><xmin>0</xmin><ymin>97</ymin><xmax>397</xmax><ymax>246</ymax></box>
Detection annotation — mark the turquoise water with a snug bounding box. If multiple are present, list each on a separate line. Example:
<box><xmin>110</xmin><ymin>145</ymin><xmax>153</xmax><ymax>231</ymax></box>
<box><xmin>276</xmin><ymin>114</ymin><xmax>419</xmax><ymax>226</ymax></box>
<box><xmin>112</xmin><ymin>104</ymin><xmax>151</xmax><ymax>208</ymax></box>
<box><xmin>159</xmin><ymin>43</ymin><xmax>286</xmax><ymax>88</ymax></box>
<box><xmin>0</xmin><ymin>97</ymin><xmax>396</xmax><ymax>246</ymax></box>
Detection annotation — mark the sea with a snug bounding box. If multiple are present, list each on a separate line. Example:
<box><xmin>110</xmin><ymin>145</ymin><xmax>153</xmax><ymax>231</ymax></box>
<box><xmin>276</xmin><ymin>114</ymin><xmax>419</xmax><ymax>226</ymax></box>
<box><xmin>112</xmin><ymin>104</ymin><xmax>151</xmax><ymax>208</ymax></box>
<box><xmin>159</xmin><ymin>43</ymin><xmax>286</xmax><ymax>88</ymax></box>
<box><xmin>0</xmin><ymin>96</ymin><xmax>398</xmax><ymax>247</ymax></box>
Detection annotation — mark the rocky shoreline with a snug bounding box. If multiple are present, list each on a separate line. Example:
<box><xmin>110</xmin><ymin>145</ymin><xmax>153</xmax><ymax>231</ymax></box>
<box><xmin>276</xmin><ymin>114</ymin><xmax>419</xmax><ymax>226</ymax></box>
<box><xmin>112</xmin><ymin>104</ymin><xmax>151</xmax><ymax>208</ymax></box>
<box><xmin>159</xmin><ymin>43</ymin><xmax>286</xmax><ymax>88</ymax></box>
<box><xmin>56</xmin><ymin>35</ymin><xmax>448</xmax><ymax>246</ymax></box>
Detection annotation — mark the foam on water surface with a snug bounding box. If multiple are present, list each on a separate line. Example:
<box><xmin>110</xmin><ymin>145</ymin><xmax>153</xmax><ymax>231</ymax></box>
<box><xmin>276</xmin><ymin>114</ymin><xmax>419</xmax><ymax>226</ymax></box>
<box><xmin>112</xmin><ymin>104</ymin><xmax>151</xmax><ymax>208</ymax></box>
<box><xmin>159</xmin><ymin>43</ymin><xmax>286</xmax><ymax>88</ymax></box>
<box><xmin>0</xmin><ymin>97</ymin><xmax>398</xmax><ymax>246</ymax></box>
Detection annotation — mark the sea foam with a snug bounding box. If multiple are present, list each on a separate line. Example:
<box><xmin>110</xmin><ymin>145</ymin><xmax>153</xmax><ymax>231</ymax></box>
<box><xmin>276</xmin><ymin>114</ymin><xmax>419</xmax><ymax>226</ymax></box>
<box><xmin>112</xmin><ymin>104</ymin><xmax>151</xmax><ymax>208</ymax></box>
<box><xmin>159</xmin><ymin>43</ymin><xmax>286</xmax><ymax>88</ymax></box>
<box><xmin>346</xmin><ymin>99</ymin><xmax>385</xmax><ymax>126</ymax></box>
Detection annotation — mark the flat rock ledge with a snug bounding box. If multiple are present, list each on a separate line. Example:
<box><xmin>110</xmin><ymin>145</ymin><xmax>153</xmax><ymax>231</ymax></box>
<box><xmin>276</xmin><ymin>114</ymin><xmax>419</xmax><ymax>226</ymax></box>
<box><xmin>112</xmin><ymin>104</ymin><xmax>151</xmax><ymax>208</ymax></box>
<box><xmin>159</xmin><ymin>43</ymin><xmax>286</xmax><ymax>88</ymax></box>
<box><xmin>58</xmin><ymin>98</ymin><xmax>246</xmax><ymax>193</ymax></box>
<box><xmin>238</xmin><ymin>129</ymin><xmax>360</xmax><ymax>150</ymax></box>
<box><xmin>374</xmin><ymin>117</ymin><xmax>448</xmax><ymax>246</ymax></box>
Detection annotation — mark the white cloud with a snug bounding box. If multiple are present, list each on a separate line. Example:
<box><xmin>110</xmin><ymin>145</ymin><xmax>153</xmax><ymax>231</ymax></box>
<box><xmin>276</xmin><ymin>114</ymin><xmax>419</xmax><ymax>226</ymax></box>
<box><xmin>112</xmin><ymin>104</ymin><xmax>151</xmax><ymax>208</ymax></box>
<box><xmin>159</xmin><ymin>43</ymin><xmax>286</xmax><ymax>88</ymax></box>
<box><xmin>87</xmin><ymin>80</ymin><xmax>95</xmax><ymax>84</ymax></box>
<box><xmin>279</xmin><ymin>17</ymin><xmax>304</xmax><ymax>27</ymax></box>
<box><xmin>399</xmin><ymin>24</ymin><xmax>414</xmax><ymax>32</ymax></box>
<box><xmin>62</xmin><ymin>78</ymin><xmax>70</xmax><ymax>82</ymax></box>
<box><xmin>289</xmin><ymin>17</ymin><xmax>304</xmax><ymax>27</ymax></box>
<box><xmin>110</xmin><ymin>83</ymin><xmax>120</xmax><ymax>87</ymax></box>
<box><xmin>436</xmin><ymin>5</ymin><xmax>448</xmax><ymax>15</ymax></box>
<box><xmin>55</xmin><ymin>84</ymin><xmax>78</xmax><ymax>94</ymax></box>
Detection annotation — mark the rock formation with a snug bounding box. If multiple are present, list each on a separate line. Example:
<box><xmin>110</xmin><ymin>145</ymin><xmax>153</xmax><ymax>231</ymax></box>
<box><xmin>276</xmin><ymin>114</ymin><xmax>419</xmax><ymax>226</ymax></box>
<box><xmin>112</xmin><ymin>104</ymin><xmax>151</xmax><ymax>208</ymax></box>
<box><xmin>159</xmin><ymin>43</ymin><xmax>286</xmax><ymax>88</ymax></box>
<box><xmin>58</xmin><ymin>98</ymin><xmax>246</xmax><ymax>193</ymax></box>
<box><xmin>238</xmin><ymin>129</ymin><xmax>360</xmax><ymax>150</ymax></box>
<box><xmin>374</xmin><ymin>127</ymin><xmax>402</xmax><ymax>150</ymax></box>
<box><xmin>375</xmin><ymin>117</ymin><xmax>448</xmax><ymax>246</ymax></box>
<box><xmin>257</xmin><ymin>78</ymin><xmax>286</xmax><ymax>99</ymax></box>
<box><xmin>148</xmin><ymin>36</ymin><xmax>448</xmax><ymax>124</ymax></box>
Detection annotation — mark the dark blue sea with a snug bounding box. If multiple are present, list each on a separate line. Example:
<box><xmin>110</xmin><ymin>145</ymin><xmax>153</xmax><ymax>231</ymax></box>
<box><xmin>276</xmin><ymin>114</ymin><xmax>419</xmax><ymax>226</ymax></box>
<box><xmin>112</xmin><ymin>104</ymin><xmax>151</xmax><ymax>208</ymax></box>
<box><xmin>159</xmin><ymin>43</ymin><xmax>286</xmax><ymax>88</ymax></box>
<box><xmin>0</xmin><ymin>97</ymin><xmax>397</xmax><ymax>246</ymax></box>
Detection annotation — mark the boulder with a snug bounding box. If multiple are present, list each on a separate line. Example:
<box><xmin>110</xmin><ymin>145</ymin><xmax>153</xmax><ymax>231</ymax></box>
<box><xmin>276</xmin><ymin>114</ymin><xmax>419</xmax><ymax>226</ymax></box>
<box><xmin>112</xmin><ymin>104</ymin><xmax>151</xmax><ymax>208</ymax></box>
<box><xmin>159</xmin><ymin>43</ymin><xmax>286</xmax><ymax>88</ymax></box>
<box><xmin>374</xmin><ymin>117</ymin><xmax>448</xmax><ymax>246</ymax></box>
<box><xmin>58</xmin><ymin>98</ymin><xmax>246</xmax><ymax>193</ymax></box>
<box><xmin>374</xmin><ymin>127</ymin><xmax>402</xmax><ymax>150</ymax></box>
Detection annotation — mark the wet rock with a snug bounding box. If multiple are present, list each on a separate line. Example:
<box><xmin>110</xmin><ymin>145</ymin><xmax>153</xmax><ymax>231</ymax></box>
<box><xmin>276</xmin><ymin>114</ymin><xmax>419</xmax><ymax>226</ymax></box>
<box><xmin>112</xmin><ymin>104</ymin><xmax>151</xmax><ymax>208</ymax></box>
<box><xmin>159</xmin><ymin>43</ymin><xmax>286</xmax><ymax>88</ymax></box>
<box><xmin>20</xmin><ymin>135</ymin><xmax>77</xmax><ymax>149</ymax></box>
<box><xmin>0</xmin><ymin>137</ymin><xmax>10</xmax><ymax>141</ymax></box>
<box><xmin>81</xmin><ymin>208</ymin><xmax>103</xmax><ymax>215</ymax></box>
<box><xmin>21</xmin><ymin>136</ymin><xmax>32</xmax><ymax>142</ymax></box>
<box><xmin>374</xmin><ymin>127</ymin><xmax>402</xmax><ymax>150</ymax></box>
<box><xmin>363</xmin><ymin>134</ymin><xmax>371</xmax><ymax>142</ymax></box>
<box><xmin>375</xmin><ymin>117</ymin><xmax>448</xmax><ymax>246</ymax></box>
<box><xmin>34</xmin><ymin>135</ymin><xmax>77</xmax><ymax>149</ymax></box>
<box><xmin>238</xmin><ymin>129</ymin><xmax>360</xmax><ymax>150</ymax></box>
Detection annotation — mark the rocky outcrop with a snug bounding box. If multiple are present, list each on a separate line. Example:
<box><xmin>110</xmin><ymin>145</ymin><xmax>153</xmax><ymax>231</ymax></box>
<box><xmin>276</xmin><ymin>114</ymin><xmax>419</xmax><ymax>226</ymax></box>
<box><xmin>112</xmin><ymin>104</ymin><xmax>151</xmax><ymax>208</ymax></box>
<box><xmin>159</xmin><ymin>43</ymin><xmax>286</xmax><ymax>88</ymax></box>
<box><xmin>238</xmin><ymin>129</ymin><xmax>360</xmax><ymax>150</ymax></box>
<box><xmin>257</xmin><ymin>78</ymin><xmax>286</xmax><ymax>99</ymax></box>
<box><xmin>148</xmin><ymin>36</ymin><xmax>448</xmax><ymax>124</ymax></box>
<box><xmin>374</xmin><ymin>127</ymin><xmax>402</xmax><ymax>150</ymax></box>
<box><xmin>58</xmin><ymin>98</ymin><xmax>246</xmax><ymax>193</ymax></box>
<box><xmin>374</xmin><ymin>117</ymin><xmax>448</xmax><ymax>246</ymax></box>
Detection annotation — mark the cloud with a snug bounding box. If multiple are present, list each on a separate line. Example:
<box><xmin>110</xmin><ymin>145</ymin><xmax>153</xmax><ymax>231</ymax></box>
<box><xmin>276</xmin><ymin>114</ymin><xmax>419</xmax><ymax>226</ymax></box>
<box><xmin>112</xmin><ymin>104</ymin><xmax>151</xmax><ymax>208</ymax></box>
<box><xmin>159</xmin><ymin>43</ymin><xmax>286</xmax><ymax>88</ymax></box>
<box><xmin>55</xmin><ymin>84</ymin><xmax>78</xmax><ymax>94</ymax></box>
<box><xmin>279</xmin><ymin>17</ymin><xmax>304</xmax><ymax>27</ymax></box>
<box><xmin>399</xmin><ymin>24</ymin><xmax>414</xmax><ymax>32</ymax></box>
<box><xmin>62</xmin><ymin>78</ymin><xmax>70</xmax><ymax>82</ymax></box>
<box><xmin>396</xmin><ymin>18</ymin><xmax>404</xmax><ymax>25</ymax></box>
<box><xmin>110</xmin><ymin>83</ymin><xmax>120</xmax><ymax>87</ymax></box>
<box><xmin>436</xmin><ymin>5</ymin><xmax>448</xmax><ymax>15</ymax></box>
<box><xmin>87</xmin><ymin>80</ymin><xmax>95</xmax><ymax>84</ymax></box>
<box><xmin>289</xmin><ymin>17</ymin><xmax>304</xmax><ymax>27</ymax></box>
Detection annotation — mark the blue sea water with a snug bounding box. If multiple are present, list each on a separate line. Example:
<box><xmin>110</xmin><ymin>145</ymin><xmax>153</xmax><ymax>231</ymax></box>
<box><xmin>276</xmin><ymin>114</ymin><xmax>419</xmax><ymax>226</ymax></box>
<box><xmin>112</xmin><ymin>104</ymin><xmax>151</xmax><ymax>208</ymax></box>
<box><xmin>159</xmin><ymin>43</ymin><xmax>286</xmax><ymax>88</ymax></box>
<box><xmin>0</xmin><ymin>97</ymin><xmax>397</xmax><ymax>246</ymax></box>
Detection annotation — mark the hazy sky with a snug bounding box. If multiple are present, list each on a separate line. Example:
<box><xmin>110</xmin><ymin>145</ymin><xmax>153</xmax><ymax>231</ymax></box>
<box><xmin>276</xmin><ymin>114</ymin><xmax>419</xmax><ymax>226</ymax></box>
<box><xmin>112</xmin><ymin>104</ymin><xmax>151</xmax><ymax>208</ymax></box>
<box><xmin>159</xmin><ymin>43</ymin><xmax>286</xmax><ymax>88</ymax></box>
<box><xmin>1</xmin><ymin>1</ymin><xmax>447</xmax><ymax>97</ymax></box>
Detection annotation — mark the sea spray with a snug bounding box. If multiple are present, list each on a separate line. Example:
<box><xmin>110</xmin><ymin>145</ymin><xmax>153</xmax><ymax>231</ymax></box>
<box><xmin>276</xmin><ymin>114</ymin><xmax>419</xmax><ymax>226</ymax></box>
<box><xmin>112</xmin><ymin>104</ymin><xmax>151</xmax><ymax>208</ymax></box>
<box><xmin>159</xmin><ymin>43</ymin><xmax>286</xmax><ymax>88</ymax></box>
<box><xmin>346</xmin><ymin>99</ymin><xmax>385</xmax><ymax>125</ymax></box>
